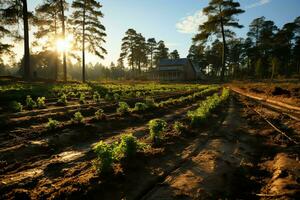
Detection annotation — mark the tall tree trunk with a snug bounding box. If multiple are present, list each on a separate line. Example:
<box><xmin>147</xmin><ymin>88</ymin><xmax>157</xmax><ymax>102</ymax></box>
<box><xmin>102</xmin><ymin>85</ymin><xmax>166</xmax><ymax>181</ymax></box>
<box><xmin>82</xmin><ymin>0</ymin><xmax>86</xmax><ymax>83</ymax></box>
<box><xmin>60</xmin><ymin>0</ymin><xmax>67</xmax><ymax>82</ymax></box>
<box><xmin>22</xmin><ymin>0</ymin><xmax>30</xmax><ymax>80</ymax></box>
<box><xmin>54</xmin><ymin>14</ymin><xmax>58</xmax><ymax>81</ymax></box>
<box><xmin>150</xmin><ymin>50</ymin><xmax>153</xmax><ymax>69</ymax></box>
<box><xmin>220</xmin><ymin>17</ymin><xmax>227</xmax><ymax>82</ymax></box>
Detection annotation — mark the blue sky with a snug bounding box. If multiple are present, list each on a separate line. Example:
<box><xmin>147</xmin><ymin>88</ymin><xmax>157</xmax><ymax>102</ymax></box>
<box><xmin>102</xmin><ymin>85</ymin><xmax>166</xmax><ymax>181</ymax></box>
<box><xmin>26</xmin><ymin>0</ymin><xmax>300</xmax><ymax>66</ymax></box>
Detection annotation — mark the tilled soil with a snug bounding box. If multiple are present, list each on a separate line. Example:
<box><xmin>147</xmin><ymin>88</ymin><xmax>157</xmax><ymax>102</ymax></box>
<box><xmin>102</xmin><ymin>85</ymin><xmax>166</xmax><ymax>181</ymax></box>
<box><xmin>0</xmin><ymin>93</ymin><xmax>299</xmax><ymax>200</ymax></box>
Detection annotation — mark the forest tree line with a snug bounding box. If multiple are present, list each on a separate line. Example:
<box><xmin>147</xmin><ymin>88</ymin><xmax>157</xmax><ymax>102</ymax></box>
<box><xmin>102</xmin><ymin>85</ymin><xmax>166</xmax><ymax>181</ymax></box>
<box><xmin>0</xmin><ymin>0</ymin><xmax>300</xmax><ymax>81</ymax></box>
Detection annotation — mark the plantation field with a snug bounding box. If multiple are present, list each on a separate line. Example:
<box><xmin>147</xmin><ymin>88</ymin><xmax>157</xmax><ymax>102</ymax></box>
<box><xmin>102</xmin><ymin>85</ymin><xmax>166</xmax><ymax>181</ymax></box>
<box><xmin>0</xmin><ymin>81</ymin><xmax>299</xmax><ymax>199</ymax></box>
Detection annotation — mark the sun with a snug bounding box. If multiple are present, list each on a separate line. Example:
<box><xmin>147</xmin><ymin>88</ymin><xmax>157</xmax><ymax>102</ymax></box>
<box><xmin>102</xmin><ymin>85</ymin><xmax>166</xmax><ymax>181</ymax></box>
<box><xmin>56</xmin><ymin>35</ymin><xmax>73</xmax><ymax>52</ymax></box>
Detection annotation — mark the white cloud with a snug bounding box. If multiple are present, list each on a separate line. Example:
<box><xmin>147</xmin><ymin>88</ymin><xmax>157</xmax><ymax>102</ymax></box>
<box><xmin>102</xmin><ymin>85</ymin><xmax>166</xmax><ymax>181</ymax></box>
<box><xmin>176</xmin><ymin>10</ymin><xmax>208</xmax><ymax>34</ymax></box>
<box><xmin>245</xmin><ymin>0</ymin><xmax>271</xmax><ymax>9</ymax></box>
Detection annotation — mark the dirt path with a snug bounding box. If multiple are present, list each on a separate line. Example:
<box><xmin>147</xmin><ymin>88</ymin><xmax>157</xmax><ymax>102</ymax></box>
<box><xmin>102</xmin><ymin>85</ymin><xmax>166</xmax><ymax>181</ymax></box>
<box><xmin>141</xmin><ymin>98</ymin><xmax>267</xmax><ymax>199</ymax></box>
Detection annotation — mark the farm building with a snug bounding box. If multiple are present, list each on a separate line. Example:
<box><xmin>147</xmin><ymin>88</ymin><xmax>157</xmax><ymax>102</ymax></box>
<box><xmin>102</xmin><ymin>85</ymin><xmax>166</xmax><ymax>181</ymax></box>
<box><xmin>154</xmin><ymin>58</ymin><xmax>202</xmax><ymax>81</ymax></box>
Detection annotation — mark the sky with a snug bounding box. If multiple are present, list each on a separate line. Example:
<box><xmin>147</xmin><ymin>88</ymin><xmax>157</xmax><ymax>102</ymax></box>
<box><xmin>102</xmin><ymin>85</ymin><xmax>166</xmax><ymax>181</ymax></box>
<box><xmin>18</xmin><ymin>0</ymin><xmax>300</xmax><ymax>66</ymax></box>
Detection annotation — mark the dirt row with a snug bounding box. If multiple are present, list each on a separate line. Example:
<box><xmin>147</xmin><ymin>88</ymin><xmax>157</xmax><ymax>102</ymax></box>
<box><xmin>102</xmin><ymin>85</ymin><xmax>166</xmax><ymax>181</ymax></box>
<box><xmin>1</xmin><ymin>91</ymin><xmax>299</xmax><ymax>199</ymax></box>
<box><xmin>0</xmin><ymin>93</ymin><xmax>217</xmax><ymax>199</ymax></box>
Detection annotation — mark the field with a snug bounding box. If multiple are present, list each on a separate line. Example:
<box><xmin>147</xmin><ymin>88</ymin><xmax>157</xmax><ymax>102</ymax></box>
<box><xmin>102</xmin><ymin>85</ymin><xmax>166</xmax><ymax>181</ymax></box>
<box><xmin>0</xmin><ymin>80</ymin><xmax>299</xmax><ymax>199</ymax></box>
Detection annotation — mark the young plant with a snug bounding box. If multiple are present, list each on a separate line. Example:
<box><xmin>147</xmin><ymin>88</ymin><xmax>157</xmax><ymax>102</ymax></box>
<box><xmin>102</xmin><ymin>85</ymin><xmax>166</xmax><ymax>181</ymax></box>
<box><xmin>72</xmin><ymin>111</ymin><xmax>84</xmax><ymax>123</ymax></box>
<box><xmin>148</xmin><ymin>119</ymin><xmax>167</xmax><ymax>144</ymax></box>
<box><xmin>37</xmin><ymin>97</ymin><xmax>46</xmax><ymax>108</ymax></box>
<box><xmin>145</xmin><ymin>97</ymin><xmax>156</xmax><ymax>109</ymax></box>
<box><xmin>26</xmin><ymin>95</ymin><xmax>37</xmax><ymax>109</ymax></box>
<box><xmin>113</xmin><ymin>93</ymin><xmax>120</xmax><ymax>101</ymax></box>
<box><xmin>11</xmin><ymin>101</ymin><xmax>23</xmax><ymax>112</ymax></box>
<box><xmin>173</xmin><ymin>121</ymin><xmax>185</xmax><ymax>134</ymax></box>
<box><xmin>133</xmin><ymin>102</ymin><xmax>148</xmax><ymax>112</ymax></box>
<box><xmin>46</xmin><ymin>118</ymin><xmax>60</xmax><ymax>130</ymax></box>
<box><xmin>95</xmin><ymin>109</ymin><xmax>105</xmax><ymax>120</ymax></box>
<box><xmin>117</xmin><ymin>134</ymin><xmax>139</xmax><ymax>159</ymax></box>
<box><xmin>79</xmin><ymin>93</ymin><xmax>86</xmax><ymax>104</ymax></box>
<box><xmin>93</xmin><ymin>141</ymin><xmax>114</xmax><ymax>174</ymax></box>
<box><xmin>117</xmin><ymin>102</ymin><xmax>130</xmax><ymax>115</ymax></box>
<box><xmin>57</xmin><ymin>94</ymin><xmax>68</xmax><ymax>106</ymax></box>
<box><xmin>93</xmin><ymin>92</ymin><xmax>101</xmax><ymax>103</ymax></box>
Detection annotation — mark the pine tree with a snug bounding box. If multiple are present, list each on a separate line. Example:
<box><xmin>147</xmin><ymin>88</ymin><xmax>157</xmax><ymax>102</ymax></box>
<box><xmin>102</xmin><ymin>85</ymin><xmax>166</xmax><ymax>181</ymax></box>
<box><xmin>170</xmin><ymin>50</ymin><xmax>180</xmax><ymax>59</ymax></box>
<box><xmin>194</xmin><ymin>0</ymin><xmax>244</xmax><ymax>81</ymax></box>
<box><xmin>154</xmin><ymin>40</ymin><xmax>169</xmax><ymax>64</ymax></box>
<box><xmin>71</xmin><ymin>0</ymin><xmax>107</xmax><ymax>82</ymax></box>
<box><xmin>147</xmin><ymin>38</ymin><xmax>157</xmax><ymax>69</ymax></box>
<box><xmin>34</xmin><ymin>0</ymin><xmax>65</xmax><ymax>80</ymax></box>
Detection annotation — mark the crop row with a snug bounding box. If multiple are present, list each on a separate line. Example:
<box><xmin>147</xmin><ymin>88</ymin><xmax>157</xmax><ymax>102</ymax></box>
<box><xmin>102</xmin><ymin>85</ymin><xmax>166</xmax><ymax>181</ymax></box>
<box><xmin>93</xmin><ymin>87</ymin><xmax>230</xmax><ymax>175</ymax></box>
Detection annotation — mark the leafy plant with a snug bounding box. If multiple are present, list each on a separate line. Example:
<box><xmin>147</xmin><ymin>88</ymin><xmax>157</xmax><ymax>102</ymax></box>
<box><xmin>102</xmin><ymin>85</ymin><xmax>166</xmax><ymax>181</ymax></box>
<box><xmin>173</xmin><ymin>121</ymin><xmax>185</xmax><ymax>134</ymax></box>
<box><xmin>105</xmin><ymin>93</ymin><xmax>112</xmax><ymax>101</ymax></box>
<box><xmin>95</xmin><ymin>109</ymin><xmax>105</xmax><ymax>120</ymax></box>
<box><xmin>145</xmin><ymin>97</ymin><xmax>156</xmax><ymax>109</ymax></box>
<box><xmin>72</xmin><ymin>111</ymin><xmax>84</xmax><ymax>123</ymax></box>
<box><xmin>117</xmin><ymin>102</ymin><xmax>130</xmax><ymax>114</ymax></box>
<box><xmin>133</xmin><ymin>102</ymin><xmax>148</xmax><ymax>112</ymax></box>
<box><xmin>10</xmin><ymin>101</ymin><xmax>23</xmax><ymax>112</ymax></box>
<box><xmin>148</xmin><ymin>119</ymin><xmax>167</xmax><ymax>144</ymax></box>
<box><xmin>93</xmin><ymin>141</ymin><xmax>114</xmax><ymax>173</ymax></box>
<box><xmin>79</xmin><ymin>93</ymin><xmax>86</xmax><ymax>104</ymax></box>
<box><xmin>37</xmin><ymin>97</ymin><xmax>46</xmax><ymax>108</ymax></box>
<box><xmin>93</xmin><ymin>92</ymin><xmax>101</xmax><ymax>103</ymax></box>
<box><xmin>57</xmin><ymin>94</ymin><xmax>68</xmax><ymax>105</ymax></box>
<box><xmin>26</xmin><ymin>95</ymin><xmax>37</xmax><ymax>109</ymax></box>
<box><xmin>117</xmin><ymin>134</ymin><xmax>139</xmax><ymax>159</ymax></box>
<box><xmin>46</xmin><ymin>118</ymin><xmax>60</xmax><ymax>130</ymax></box>
<box><xmin>113</xmin><ymin>93</ymin><xmax>120</xmax><ymax>101</ymax></box>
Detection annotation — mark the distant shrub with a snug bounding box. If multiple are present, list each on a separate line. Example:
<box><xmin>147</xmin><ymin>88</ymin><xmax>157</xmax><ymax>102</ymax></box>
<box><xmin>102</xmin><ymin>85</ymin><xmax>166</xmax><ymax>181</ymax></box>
<box><xmin>57</xmin><ymin>94</ymin><xmax>68</xmax><ymax>105</ymax></box>
<box><xmin>26</xmin><ymin>95</ymin><xmax>37</xmax><ymax>109</ymax></box>
<box><xmin>148</xmin><ymin>119</ymin><xmax>167</xmax><ymax>144</ymax></box>
<box><xmin>95</xmin><ymin>109</ymin><xmax>105</xmax><ymax>120</ymax></box>
<box><xmin>93</xmin><ymin>92</ymin><xmax>101</xmax><ymax>103</ymax></box>
<box><xmin>79</xmin><ymin>93</ymin><xmax>86</xmax><ymax>104</ymax></box>
<box><xmin>117</xmin><ymin>102</ymin><xmax>130</xmax><ymax>114</ymax></box>
<box><xmin>93</xmin><ymin>141</ymin><xmax>114</xmax><ymax>173</ymax></box>
<box><xmin>173</xmin><ymin>121</ymin><xmax>185</xmax><ymax>134</ymax></box>
<box><xmin>47</xmin><ymin>118</ymin><xmax>60</xmax><ymax>130</ymax></box>
<box><xmin>72</xmin><ymin>111</ymin><xmax>84</xmax><ymax>123</ymax></box>
<box><xmin>37</xmin><ymin>97</ymin><xmax>46</xmax><ymax>108</ymax></box>
<box><xmin>133</xmin><ymin>102</ymin><xmax>148</xmax><ymax>112</ymax></box>
<box><xmin>11</xmin><ymin>101</ymin><xmax>23</xmax><ymax>112</ymax></box>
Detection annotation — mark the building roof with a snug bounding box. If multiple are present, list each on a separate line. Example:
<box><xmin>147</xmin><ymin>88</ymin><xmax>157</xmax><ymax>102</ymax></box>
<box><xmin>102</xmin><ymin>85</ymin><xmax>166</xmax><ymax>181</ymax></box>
<box><xmin>158</xmin><ymin>58</ymin><xmax>190</xmax><ymax>67</ymax></box>
<box><xmin>158</xmin><ymin>58</ymin><xmax>201</xmax><ymax>74</ymax></box>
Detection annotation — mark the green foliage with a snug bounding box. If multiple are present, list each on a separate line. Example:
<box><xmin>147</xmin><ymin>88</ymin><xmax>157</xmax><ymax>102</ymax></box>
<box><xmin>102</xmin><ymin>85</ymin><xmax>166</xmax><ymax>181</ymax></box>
<box><xmin>145</xmin><ymin>97</ymin><xmax>156</xmax><ymax>109</ymax></box>
<box><xmin>117</xmin><ymin>102</ymin><xmax>130</xmax><ymax>114</ymax></box>
<box><xmin>113</xmin><ymin>93</ymin><xmax>120</xmax><ymax>101</ymax></box>
<box><xmin>95</xmin><ymin>109</ymin><xmax>105</xmax><ymax>120</ymax></box>
<box><xmin>173</xmin><ymin>121</ymin><xmax>185</xmax><ymax>134</ymax></box>
<box><xmin>93</xmin><ymin>141</ymin><xmax>115</xmax><ymax>173</ymax></box>
<box><xmin>37</xmin><ymin>97</ymin><xmax>46</xmax><ymax>108</ymax></box>
<box><xmin>188</xmin><ymin>88</ymin><xmax>230</xmax><ymax>127</ymax></box>
<box><xmin>133</xmin><ymin>102</ymin><xmax>148</xmax><ymax>112</ymax></box>
<box><xmin>46</xmin><ymin>118</ymin><xmax>60</xmax><ymax>130</ymax></box>
<box><xmin>57</xmin><ymin>94</ymin><xmax>68</xmax><ymax>106</ymax></box>
<box><xmin>26</xmin><ymin>95</ymin><xmax>37</xmax><ymax>109</ymax></box>
<box><xmin>116</xmin><ymin>134</ymin><xmax>139</xmax><ymax>159</ymax></box>
<box><xmin>72</xmin><ymin>111</ymin><xmax>84</xmax><ymax>123</ymax></box>
<box><xmin>10</xmin><ymin>101</ymin><xmax>23</xmax><ymax>112</ymax></box>
<box><xmin>148</xmin><ymin>119</ymin><xmax>167</xmax><ymax>144</ymax></box>
<box><xmin>79</xmin><ymin>93</ymin><xmax>86</xmax><ymax>104</ymax></box>
<box><xmin>93</xmin><ymin>92</ymin><xmax>101</xmax><ymax>103</ymax></box>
